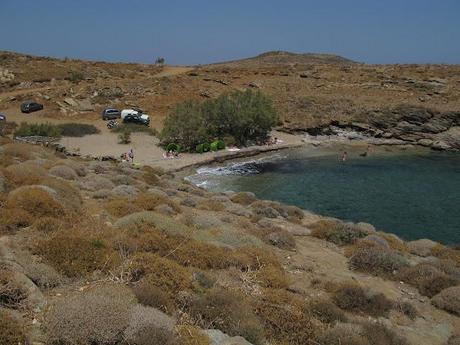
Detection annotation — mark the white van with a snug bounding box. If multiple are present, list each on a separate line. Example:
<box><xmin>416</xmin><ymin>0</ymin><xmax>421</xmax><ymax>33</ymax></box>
<box><xmin>120</xmin><ymin>109</ymin><xmax>150</xmax><ymax>125</ymax></box>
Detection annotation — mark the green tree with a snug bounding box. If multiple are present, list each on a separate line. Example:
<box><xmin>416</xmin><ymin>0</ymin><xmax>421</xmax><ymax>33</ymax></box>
<box><xmin>155</xmin><ymin>57</ymin><xmax>165</xmax><ymax>65</ymax></box>
<box><xmin>161</xmin><ymin>89</ymin><xmax>278</xmax><ymax>151</ymax></box>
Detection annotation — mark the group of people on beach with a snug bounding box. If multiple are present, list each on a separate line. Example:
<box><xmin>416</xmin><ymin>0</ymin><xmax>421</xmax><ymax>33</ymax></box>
<box><xmin>341</xmin><ymin>145</ymin><xmax>370</xmax><ymax>162</ymax></box>
<box><xmin>163</xmin><ymin>150</ymin><xmax>180</xmax><ymax>159</ymax></box>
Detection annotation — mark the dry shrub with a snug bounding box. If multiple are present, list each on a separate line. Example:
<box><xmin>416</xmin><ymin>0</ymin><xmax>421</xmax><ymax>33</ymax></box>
<box><xmin>310</xmin><ymin>299</ymin><xmax>348</xmax><ymax>324</ymax></box>
<box><xmin>49</xmin><ymin>164</ymin><xmax>78</xmax><ymax>180</ymax></box>
<box><xmin>0</xmin><ymin>207</ymin><xmax>32</xmax><ymax>234</ymax></box>
<box><xmin>431</xmin><ymin>285</ymin><xmax>460</xmax><ymax>316</ymax></box>
<box><xmin>0</xmin><ymin>268</ymin><xmax>28</xmax><ymax>309</ymax></box>
<box><xmin>230</xmin><ymin>192</ymin><xmax>257</xmax><ymax>205</ymax></box>
<box><xmin>133</xmin><ymin>282</ymin><xmax>174</xmax><ymax>313</ymax></box>
<box><xmin>39</xmin><ymin>176</ymin><xmax>83</xmax><ymax>211</ymax></box>
<box><xmin>361</xmin><ymin>321</ymin><xmax>409</xmax><ymax>345</ymax></box>
<box><xmin>378</xmin><ymin>232</ymin><xmax>409</xmax><ymax>253</ymax></box>
<box><xmin>396</xmin><ymin>264</ymin><xmax>459</xmax><ymax>297</ymax></box>
<box><xmin>256</xmin><ymin>264</ymin><xmax>290</xmax><ymax>289</ymax></box>
<box><xmin>349</xmin><ymin>246</ymin><xmax>409</xmax><ymax>277</ymax></box>
<box><xmin>431</xmin><ymin>244</ymin><xmax>460</xmax><ymax>265</ymax></box>
<box><xmin>46</xmin><ymin>284</ymin><xmax>136</xmax><ymax>345</ymax></box>
<box><xmin>36</xmin><ymin>228</ymin><xmax>117</xmax><ymax>277</ymax></box>
<box><xmin>0</xmin><ymin>311</ymin><xmax>26</xmax><ymax>345</ymax></box>
<box><xmin>2</xmin><ymin>143</ymin><xmax>34</xmax><ymax>161</ymax></box>
<box><xmin>33</xmin><ymin>216</ymin><xmax>63</xmax><ymax>233</ymax></box>
<box><xmin>395</xmin><ymin>301</ymin><xmax>418</xmax><ymax>320</ymax></box>
<box><xmin>134</xmin><ymin>192</ymin><xmax>181</xmax><ymax>214</ymax></box>
<box><xmin>6</xmin><ymin>186</ymin><xmax>64</xmax><ymax>218</ymax></box>
<box><xmin>448</xmin><ymin>334</ymin><xmax>460</xmax><ymax>345</ymax></box>
<box><xmin>124</xmin><ymin>305</ymin><xmax>177</xmax><ymax>345</ymax></box>
<box><xmin>333</xmin><ymin>283</ymin><xmax>394</xmax><ymax>317</ymax></box>
<box><xmin>311</xmin><ymin>219</ymin><xmax>369</xmax><ymax>246</ymax></box>
<box><xmin>3</xmin><ymin>162</ymin><xmax>48</xmax><ymax>187</ymax></box>
<box><xmin>196</xmin><ymin>199</ymin><xmax>225</xmax><ymax>212</ymax></box>
<box><xmin>106</xmin><ymin>198</ymin><xmax>140</xmax><ymax>217</ymax></box>
<box><xmin>190</xmin><ymin>287</ymin><xmax>265</xmax><ymax>345</ymax></box>
<box><xmin>142</xmin><ymin>166</ymin><xmax>162</xmax><ymax>185</ymax></box>
<box><xmin>317</xmin><ymin>323</ymin><xmax>367</xmax><ymax>345</ymax></box>
<box><xmin>177</xmin><ymin>325</ymin><xmax>210</xmax><ymax>345</ymax></box>
<box><xmin>285</xmin><ymin>205</ymin><xmax>305</xmax><ymax>221</ymax></box>
<box><xmin>131</xmin><ymin>253</ymin><xmax>192</xmax><ymax>296</ymax></box>
<box><xmin>263</xmin><ymin>229</ymin><xmax>296</xmax><ymax>250</ymax></box>
<box><xmin>23</xmin><ymin>261</ymin><xmax>62</xmax><ymax>289</ymax></box>
<box><xmin>254</xmin><ymin>288</ymin><xmax>316</xmax><ymax>345</ymax></box>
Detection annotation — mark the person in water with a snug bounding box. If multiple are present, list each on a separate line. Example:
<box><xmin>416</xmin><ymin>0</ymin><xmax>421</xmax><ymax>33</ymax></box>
<box><xmin>342</xmin><ymin>151</ymin><xmax>348</xmax><ymax>162</ymax></box>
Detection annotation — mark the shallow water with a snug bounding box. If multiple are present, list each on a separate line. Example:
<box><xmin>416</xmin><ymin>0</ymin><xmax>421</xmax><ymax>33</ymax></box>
<box><xmin>188</xmin><ymin>147</ymin><xmax>460</xmax><ymax>244</ymax></box>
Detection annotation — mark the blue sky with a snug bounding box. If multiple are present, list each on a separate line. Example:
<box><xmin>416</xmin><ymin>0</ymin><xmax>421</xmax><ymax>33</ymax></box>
<box><xmin>0</xmin><ymin>0</ymin><xmax>459</xmax><ymax>65</ymax></box>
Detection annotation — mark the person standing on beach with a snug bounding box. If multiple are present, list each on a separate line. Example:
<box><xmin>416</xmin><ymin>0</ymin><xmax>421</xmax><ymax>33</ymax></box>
<box><xmin>341</xmin><ymin>151</ymin><xmax>347</xmax><ymax>162</ymax></box>
<box><xmin>128</xmin><ymin>148</ymin><xmax>134</xmax><ymax>163</ymax></box>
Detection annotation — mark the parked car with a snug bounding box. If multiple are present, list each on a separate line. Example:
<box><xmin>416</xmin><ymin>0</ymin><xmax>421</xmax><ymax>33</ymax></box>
<box><xmin>123</xmin><ymin>113</ymin><xmax>150</xmax><ymax>126</ymax></box>
<box><xmin>101</xmin><ymin>108</ymin><xmax>121</xmax><ymax>120</ymax></box>
<box><xmin>0</xmin><ymin>113</ymin><xmax>6</xmax><ymax>121</ymax></box>
<box><xmin>21</xmin><ymin>101</ymin><xmax>43</xmax><ymax>113</ymax></box>
<box><xmin>121</xmin><ymin>108</ymin><xmax>143</xmax><ymax>119</ymax></box>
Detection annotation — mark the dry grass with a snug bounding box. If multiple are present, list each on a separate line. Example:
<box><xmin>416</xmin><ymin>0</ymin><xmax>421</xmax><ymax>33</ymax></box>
<box><xmin>190</xmin><ymin>287</ymin><xmax>265</xmax><ymax>345</ymax></box>
<box><xmin>39</xmin><ymin>176</ymin><xmax>83</xmax><ymax>211</ymax></box>
<box><xmin>431</xmin><ymin>285</ymin><xmax>460</xmax><ymax>316</ymax></box>
<box><xmin>177</xmin><ymin>325</ymin><xmax>210</xmax><ymax>345</ymax></box>
<box><xmin>196</xmin><ymin>199</ymin><xmax>226</xmax><ymax>212</ymax></box>
<box><xmin>106</xmin><ymin>193</ymin><xmax>182</xmax><ymax>218</ymax></box>
<box><xmin>133</xmin><ymin>282</ymin><xmax>174</xmax><ymax>313</ymax></box>
<box><xmin>49</xmin><ymin>164</ymin><xmax>78</xmax><ymax>180</ymax></box>
<box><xmin>2</xmin><ymin>143</ymin><xmax>34</xmax><ymax>161</ymax></box>
<box><xmin>3</xmin><ymin>162</ymin><xmax>48</xmax><ymax>188</ymax></box>
<box><xmin>105</xmin><ymin>198</ymin><xmax>140</xmax><ymax>217</ymax></box>
<box><xmin>33</xmin><ymin>216</ymin><xmax>63</xmax><ymax>233</ymax></box>
<box><xmin>0</xmin><ymin>311</ymin><xmax>26</xmax><ymax>345</ymax></box>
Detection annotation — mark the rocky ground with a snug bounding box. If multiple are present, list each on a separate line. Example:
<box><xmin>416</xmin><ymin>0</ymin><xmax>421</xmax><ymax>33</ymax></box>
<box><xmin>1</xmin><ymin>50</ymin><xmax>459</xmax><ymax>150</ymax></box>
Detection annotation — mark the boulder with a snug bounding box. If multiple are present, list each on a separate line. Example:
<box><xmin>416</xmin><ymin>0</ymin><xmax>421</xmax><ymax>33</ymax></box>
<box><xmin>408</xmin><ymin>239</ymin><xmax>438</xmax><ymax>257</ymax></box>
<box><xmin>63</xmin><ymin>97</ymin><xmax>79</xmax><ymax>107</ymax></box>
<box><xmin>431</xmin><ymin>140</ymin><xmax>451</xmax><ymax>150</ymax></box>
<box><xmin>76</xmin><ymin>99</ymin><xmax>94</xmax><ymax>111</ymax></box>
<box><xmin>418</xmin><ymin>138</ymin><xmax>434</xmax><ymax>147</ymax></box>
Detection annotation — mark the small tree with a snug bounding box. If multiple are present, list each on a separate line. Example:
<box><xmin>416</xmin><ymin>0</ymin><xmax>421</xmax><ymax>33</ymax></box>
<box><xmin>118</xmin><ymin>128</ymin><xmax>131</xmax><ymax>144</ymax></box>
<box><xmin>155</xmin><ymin>57</ymin><xmax>165</xmax><ymax>65</ymax></box>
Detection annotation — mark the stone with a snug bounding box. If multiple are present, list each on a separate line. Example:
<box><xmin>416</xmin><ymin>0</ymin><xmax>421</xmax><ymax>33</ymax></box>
<box><xmin>76</xmin><ymin>98</ymin><xmax>94</xmax><ymax>111</ymax></box>
<box><xmin>408</xmin><ymin>239</ymin><xmax>438</xmax><ymax>257</ymax></box>
<box><xmin>431</xmin><ymin>140</ymin><xmax>451</xmax><ymax>150</ymax></box>
<box><xmin>63</xmin><ymin>97</ymin><xmax>79</xmax><ymax>107</ymax></box>
<box><xmin>204</xmin><ymin>329</ymin><xmax>254</xmax><ymax>345</ymax></box>
<box><xmin>417</xmin><ymin>138</ymin><xmax>433</xmax><ymax>147</ymax></box>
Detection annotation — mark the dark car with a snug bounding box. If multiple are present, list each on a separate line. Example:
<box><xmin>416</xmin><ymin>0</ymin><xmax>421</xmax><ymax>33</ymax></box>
<box><xmin>101</xmin><ymin>108</ymin><xmax>121</xmax><ymax>120</ymax></box>
<box><xmin>21</xmin><ymin>101</ymin><xmax>44</xmax><ymax>113</ymax></box>
<box><xmin>0</xmin><ymin>113</ymin><xmax>6</xmax><ymax>121</ymax></box>
<box><xmin>123</xmin><ymin>113</ymin><xmax>150</xmax><ymax>126</ymax></box>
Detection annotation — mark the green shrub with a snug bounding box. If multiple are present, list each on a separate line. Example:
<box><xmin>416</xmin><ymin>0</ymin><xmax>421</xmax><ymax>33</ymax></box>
<box><xmin>166</xmin><ymin>143</ymin><xmax>181</xmax><ymax>152</ymax></box>
<box><xmin>15</xmin><ymin>122</ymin><xmax>62</xmax><ymax>138</ymax></box>
<box><xmin>68</xmin><ymin>69</ymin><xmax>84</xmax><ymax>83</ymax></box>
<box><xmin>210</xmin><ymin>140</ymin><xmax>225</xmax><ymax>151</ymax></box>
<box><xmin>161</xmin><ymin>89</ymin><xmax>278</xmax><ymax>151</ymax></box>
<box><xmin>118</xmin><ymin>127</ymin><xmax>131</xmax><ymax>144</ymax></box>
<box><xmin>57</xmin><ymin>123</ymin><xmax>100</xmax><ymax>137</ymax></box>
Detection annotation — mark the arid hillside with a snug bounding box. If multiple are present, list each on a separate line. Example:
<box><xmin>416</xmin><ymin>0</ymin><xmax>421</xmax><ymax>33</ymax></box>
<box><xmin>1</xmin><ymin>50</ymin><xmax>459</xmax><ymax>137</ymax></box>
<box><xmin>0</xmin><ymin>140</ymin><xmax>459</xmax><ymax>345</ymax></box>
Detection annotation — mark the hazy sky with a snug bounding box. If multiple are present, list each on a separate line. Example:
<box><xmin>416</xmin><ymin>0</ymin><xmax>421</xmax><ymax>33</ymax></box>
<box><xmin>1</xmin><ymin>0</ymin><xmax>459</xmax><ymax>65</ymax></box>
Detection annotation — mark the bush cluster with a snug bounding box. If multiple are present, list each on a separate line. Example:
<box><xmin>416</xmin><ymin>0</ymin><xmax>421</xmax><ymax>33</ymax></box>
<box><xmin>57</xmin><ymin>123</ymin><xmax>100</xmax><ymax>137</ymax></box>
<box><xmin>15</xmin><ymin>122</ymin><xmax>62</xmax><ymax>138</ymax></box>
<box><xmin>349</xmin><ymin>246</ymin><xmax>409</xmax><ymax>276</ymax></box>
<box><xmin>333</xmin><ymin>283</ymin><xmax>394</xmax><ymax>317</ymax></box>
<box><xmin>311</xmin><ymin>220</ymin><xmax>369</xmax><ymax>246</ymax></box>
<box><xmin>161</xmin><ymin>89</ymin><xmax>278</xmax><ymax>151</ymax></box>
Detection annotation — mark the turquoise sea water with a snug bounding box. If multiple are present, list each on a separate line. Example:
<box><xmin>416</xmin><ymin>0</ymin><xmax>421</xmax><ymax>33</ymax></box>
<box><xmin>188</xmin><ymin>148</ymin><xmax>460</xmax><ymax>245</ymax></box>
